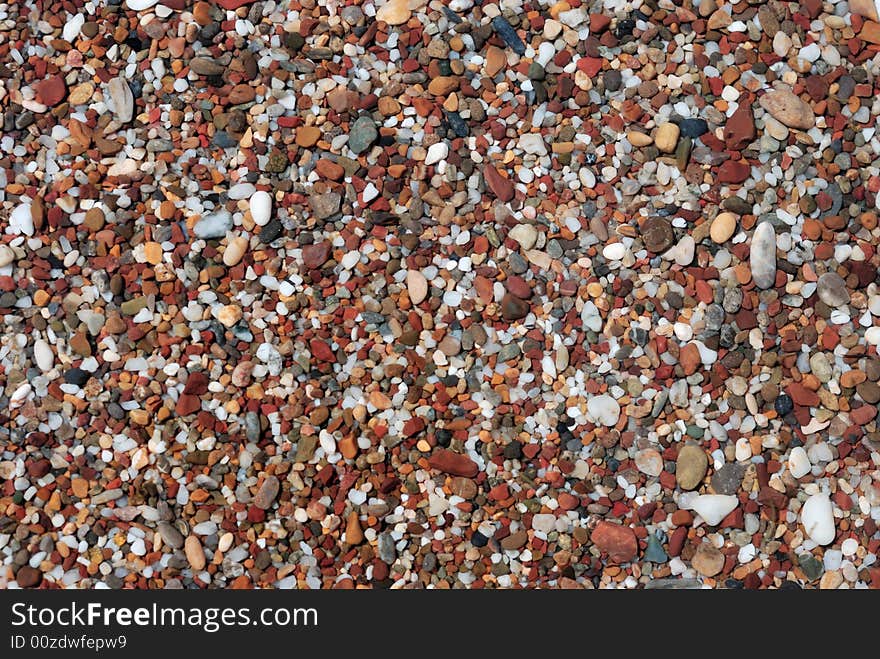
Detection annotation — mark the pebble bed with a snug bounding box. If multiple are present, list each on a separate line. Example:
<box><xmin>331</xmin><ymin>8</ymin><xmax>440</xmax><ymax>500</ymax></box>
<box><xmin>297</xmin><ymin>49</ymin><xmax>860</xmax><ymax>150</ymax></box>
<box><xmin>2</xmin><ymin>0</ymin><xmax>880</xmax><ymax>590</ymax></box>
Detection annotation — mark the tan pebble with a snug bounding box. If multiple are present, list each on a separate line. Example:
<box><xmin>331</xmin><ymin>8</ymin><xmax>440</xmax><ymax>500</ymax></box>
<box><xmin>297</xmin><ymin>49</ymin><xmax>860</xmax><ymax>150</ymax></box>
<box><xmin>217</xmin><ymin>305</ymin><xmax>242</xmax><ymax>327</ymax></box>
<box><xmin>185</xmin><ymin>535</ymin><xmax>206</xmax><ymax>571</ymax></box>
<box><xmin>376</xmin><ymin>0</ymin><xmax>411</xmax><ymax>25</ymax></box>
<box><xmin>407</xmin><ymin>269</ymin><xmax>428</xmax><ymax>305</ymax></box>
<box><xmin>627</xmin><ymin>131</ymin><xmax>653</xmax><ymax>147</ymax></box>
<box><xmin>710</xmin><ymin>212</ymin><xmax>738</xmax><ymax>244</ymax></box>
<box><xmin>71</xmin><ymin>478</ymin><xmax>89</xmax><ymax>499</ymax></box>
<box><xmin>223</xmin><ymin>236</ymin><xmax>248</xmax><ymax>267</ymax></box>
<box><xmin>427</xmin><ymin>76</ymin><xmax>459</xmax><ymax>96</ymax></box>
<box><xmin>654</xmin><ymin>123</ymin><xmax>680</xmax><ymax>153</ymax></box>
<box><xmin>130</xmin><ymin>409</ymin><xmax>150</xmax><ymax>425</ymax></box>
<box><xmin>218</xmin><ymin>532</ymin><xmax>234</xmax><ymax>553</ymax></box>
<box><xmin>144</xmin><ymin>241</ymin><xmax>162</xmax><ymax>265</ymax></box>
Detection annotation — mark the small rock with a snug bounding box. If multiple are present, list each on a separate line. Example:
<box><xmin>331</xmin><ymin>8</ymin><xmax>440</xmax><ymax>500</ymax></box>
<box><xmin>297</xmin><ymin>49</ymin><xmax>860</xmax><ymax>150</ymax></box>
<box><xmin>223</xmin><ymin>236</ymin><xmax>248</xmax><ymax>267</ymax></box>
<box><xmin>676</xmin><ymin>445</ymin><xmax>708</xmax><ymax>490</ymax></box>
<box><xmin>0</xmin><ymin>244</ymin><xmax>15</xmax><ymax>267</ymax></box>
<box><xmin>194</xmin><ymin>210</ymin><xmax>232</xmax><ymax>239</ymax></box>
<box><xmin>108</xmin><ymin>77</ymin><xmax>134</xmax><ymax>123</ymax></box>
<box><xmin>692</xmin><ymin>494</ymin><xmax>738</xmax><ymax>526</ymax></box>
<box><xmin>254</xmin><ymin>475</ymin><xmax>280</xmax><ymax>509</ymax></box>
<box><xmin>788</xmin><ymin>446</ymin><xmax>811</xmax><ymax>478</ymax></box>
<box><xmin>509</xmin><ymin>223</ymin><xmax>538</xmax><ymax>250</ymax></box>
<box><xmin>801</xmin><ymin>493</ymin><xmax>835</xmax><ymax>545</ymax></box>
<box><xmin>407</xmin><ymin>270</ymin><xmax>428</xmax><ymax>304</ymax></box>
<box><xmin>750</xmin><ymin>221</ymin><xmax>777</xmax><ymax>289</ymax></box>
<box><xmin>185</xmin><ymin>535</ymin><xmax>206</xmax><ymax>571</ymax></box>
<box><xmin>349</xmin><ymin>116</ymin><xmax>378</xmax><ymax>154</ymax></box>
<box><xmin>35</xmin><ymin>75</ymin><xmax>66</xmax><ymax>106</ymax></box>
<box><xmin>157</xmin><ymin>521</ymin><xmax>184</xmax><ymax>549</ymax></box>
<box><xmin>302</xmin><ymin>242</ymin><xmax>331</xmax><ymax>269</ymax></box>
<box><xmin>655</xmin><ymin>123</ymin><xmax>680</xmax><ymax>153</ymax></box>
<box><xmin>587</xmin><ymin>394</ymin><xmax>620</xmax><ymax>426</ymax></box>
<box><xmin>428</xmin><ymin>448</ymin><xmax>479</xmax><ymax>477</ymax></box>
<box><xmin>816</xmin><ymin>272</ymin><xmax>850</xmax><ymax>307</ymax></box>
<box><xmin>425</xmin><ymin>142</ymin><xmax>448</xmax><ymax>166</ymax></box>
<box><xmin>710</xmin><ymin>212</ymin><xmax>737</xmax><ymax>244</ymax></box>
<box><xmin>309</xmin><ymin>192</ymin><xmax>341</xmax><ymax>220</ymax></box>
<box><xmin>692</xmin><ymin>542</ymin><xmax>725</xmax><ymax>577</ymax></box>
<box><xmin>249</xmin><ymin>190</ymin><xmax>272</xmax><ymax>226</ymax></box>
<box><xmin>376</xmin><ymin>0</ymin><xmax>411</xmax><ymax>25</ymax></box>
<box><xmin>759</xmin><ymin>87</ymin><xmax>815</xmax><ymax>130</ymax></box>
<box><xmin>642</xmin><ymin>217</ymin><xmax>674</xmax><ymax>253</ymax></box>
<box><xmin>484</xmin><ymin>164</ymin><xmax>514</xmax><ymax>202</ymax></box>
<box><xmin>591</xmin><ymin>522</ymin><xmax>637</xmax><ymax>563</ymax></box>
<box><xmin>33</xmin><ymin>339</ymin><xmax>54</xmax><ymax>371</ymax></box>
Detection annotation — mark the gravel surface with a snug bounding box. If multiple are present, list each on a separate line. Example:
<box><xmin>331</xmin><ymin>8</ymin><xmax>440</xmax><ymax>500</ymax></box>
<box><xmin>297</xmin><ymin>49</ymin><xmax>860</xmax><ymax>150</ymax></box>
<box><xmin>2</xmin><ymin>0</ymin><xmax>880</xmax><ymax>590</ymax></box>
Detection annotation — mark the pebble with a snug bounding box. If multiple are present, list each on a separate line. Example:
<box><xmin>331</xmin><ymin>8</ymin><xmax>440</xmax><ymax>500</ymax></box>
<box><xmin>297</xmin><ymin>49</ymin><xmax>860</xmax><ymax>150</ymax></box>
<box><xmin>801</xmin><ymin>493</ymin><xmax>835</xmax><ymax>546</ymax></box>
<box><xmin>710</xmin><ymin>212</ymin><xmax>737</xmax><ymax>244</ymax></box>
<box><xmin>407</xmin><ymin>270</ymin><xmax>428</xmax><ymax>304</ymax></box>
<box><xmin>692</xmin><ymin>495</ymin><xmax>738</xmax><ymax>526</ymax></box>
<box><xmin>587</xmin><ymin>395</ymin><xmax>621</xmax><ymax>427</ymax></box>
<box><xmin>249</xmin><ymin>190</ymin><xmax>272</xmax><ymax>226</ymax></box>
<box><xmin>376</xmin><ymin>0</ymin><xmax>411</xmax><ymax>25</ymax></box>
<box><xmin>816</xmin><ymin>272</ymin><xmax>850</xmax><ymax>307</ymax></box>
<box><xmin>676</xmin><ymin>445</ymin><xmax>708</xmax><ymax>491</ymax></box>
<box><xmin>750</xmin><ymin>222</ymin><xmax>777</xmax><ymax>289</ymax></box>
<box><xmin>759</xmin><ymin>87</ymin><xmax>816</xmax><ymax>130</ymax></box>
<box><xmin>348</xmin><ymin>116</ymin><xmax>378</xmax><ymax>155</ymax></box>
<box><xmin>194</xmin><ymin>211</ymin><xmax>233</xmax><ymax>239</ymax></box>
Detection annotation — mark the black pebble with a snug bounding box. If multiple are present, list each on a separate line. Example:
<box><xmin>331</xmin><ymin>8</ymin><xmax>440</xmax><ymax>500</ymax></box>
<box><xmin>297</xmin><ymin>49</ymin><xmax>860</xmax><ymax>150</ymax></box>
<box><xmin>775</xmin><ymin>394</ymin><xmax>794</xmax><ymax>416</ymax></box>
<box><xmin>679</xmin><ymin>118</ymin><xmax>708</xmax><ymax>138</ymax></box>
<box><xmin>64</xmin><ymin>368</ymin><xmax>90</xmax><ymax>386</ymax></box>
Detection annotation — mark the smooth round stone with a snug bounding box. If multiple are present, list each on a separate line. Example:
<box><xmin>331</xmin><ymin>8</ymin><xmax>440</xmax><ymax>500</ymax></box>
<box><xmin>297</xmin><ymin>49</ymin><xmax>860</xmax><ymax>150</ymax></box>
<box><xmin>750</xmin><ymin>221</ymin><xmax>777</xmax><ymax>289</ymax></box>
<box><xmin>692</xmin><ymin>494</ymin><xmax>738</xmax><ymax>526</ymax></box>
<box><xmin>602</xmin><ymin>242</ymin><xmax>626</xmax><ymax>261</ymax></box>
<box><xmin>406</xmin><ymin>270</ymin><xmax>428</xmax><ymax>305</ymax></box>
<box><xmin>673</xmin><ymin>322</ymin><xmax>693</xmax><ymax>341</ymax></box>
<box><xmin>33</xmin><ymin>339</ymin><xmax>54</xmax><ymax>371</ymax></box>
<box><xmin>676</xmin><ymin>445</ymin><xmax>708</xmax><ymax>490</ymax></box>
<box><xmin>126</xmin><ymin>0</ymin><xmax>159</xmax><ymax>9</ymax></box>
<box><xmin>801</xmin><ymin>493</ymin><xmax>835</xmax><ymax>545</ymax></box>
<box><xmin>249</xmin><ymin>190</ymin><xmax>272</xmax><ymax>226</ymax></box>
<box><xmin>635</xmin><ymin>448</ymin><xmax>663</xmax><ymax>477</ymax></box>
<box><xmin>0</xmin><ymin>244</ymin><xmax>15</xmax><ymax>267</ymax></box>
<box><xmin>587</xmin><ymin>394</ymin><xmax>620</xmax><ymax>427</ymax></box>
<box><xmin>816</xmin><ymin>272</ymin><xmax>850</xmax><ymax>307</ymax></box>
<box><xmin>865</xmin><ymin>327</ymin><xmax>880</xmax><ymax>345</ymax></box>
<box><xmin>642</xmin><ymin>217</ymin><xmax>674</xmax><ymax>253</ymax></box>
<box><xmin>788</xmin><ymin>446</ymin><xmax>811</xmax><ymax>478</ymax></box>
<box><xmin>710</xmin><ymin>212</ymin><xmax>737</xmax><ymax>243</ymax></box>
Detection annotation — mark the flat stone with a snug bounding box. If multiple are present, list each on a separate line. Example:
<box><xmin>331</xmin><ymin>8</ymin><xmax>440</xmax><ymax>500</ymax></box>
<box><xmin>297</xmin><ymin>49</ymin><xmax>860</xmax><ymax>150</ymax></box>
<box><xmin>642</xmin><ymin>217</ymin><xmax>674</xmax><ymax>253</ymax></box>
<box><xmin>759</xmin><ymin>87</ymin><xmax>815</xmax><ymax>130</ymax></box>
<box><xmin>407</xmin><ymin>270</ymin><xmax>428</xmax><ymax>304</ymax></box>
<box><xmin>35</xmin><ymin>75</ymin><xmax>66</xmax><ymax>106</ymax></box>
<box><xmin>692</xmin><ymin>542</ymin><xmax>725</xmax><ymax>577</ymax></box>
<box><xmin>428</xmin><ymin>448</ymin><xmax>479</xmax><ymax>477</ymax></box>
<box><xmin>587</xmin><ymin>394</ymin><xmax>620</xmax><ymax>426</ymax></box>
<box><xmin>591</xmin><ymin>522</ymin><xmax>637</xmax><ymax>563</ymax></box>
<box><xmin>348</xmin><ymin>116</ymin><xmax>378</xmax><ymax>154</ymax></box>
<box><xmin>309</xmin><ymin>192</ymin><xmax>341</xmax><ymax>219</ymax></box>
<box><xmin>484</xmin><ymin>164</ymin><xmax>514</xmax><ymax>202</ymax></box>
<box><xmin>816</xmin><ymin>272</ymin><xmax>850</xmax><ymax>307</ymax></box>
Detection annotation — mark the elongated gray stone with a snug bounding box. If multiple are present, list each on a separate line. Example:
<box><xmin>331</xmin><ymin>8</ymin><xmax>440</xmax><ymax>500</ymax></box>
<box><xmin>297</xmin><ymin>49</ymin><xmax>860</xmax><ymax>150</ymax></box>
<box><xmin>750</xmin><ymin>221</ymin><xmax>776</xmax><ymax>289</ymax></box>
